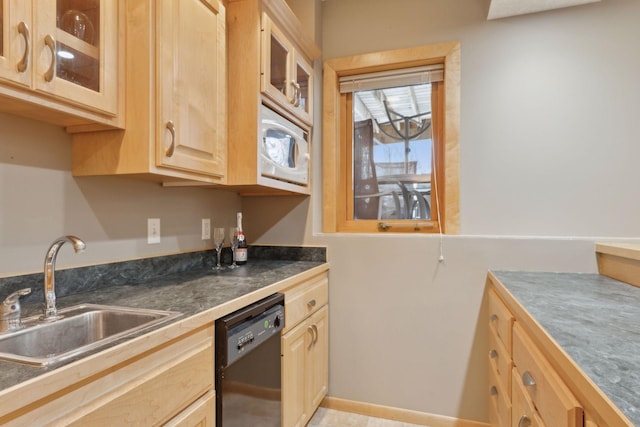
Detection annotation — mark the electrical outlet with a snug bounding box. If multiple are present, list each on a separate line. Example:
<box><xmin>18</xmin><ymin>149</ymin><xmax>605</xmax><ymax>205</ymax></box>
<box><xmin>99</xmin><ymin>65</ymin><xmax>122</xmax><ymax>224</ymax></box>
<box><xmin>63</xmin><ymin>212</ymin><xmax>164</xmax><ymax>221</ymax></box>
<box><xmin>202</xmin><ymin>218</ymin><xmax>211</xmax><ymax>240</ymax></box>
<box><xmin>148</xmin><ymin>218</ymin><xmax>161</xmax><ymax>244</ymax></box>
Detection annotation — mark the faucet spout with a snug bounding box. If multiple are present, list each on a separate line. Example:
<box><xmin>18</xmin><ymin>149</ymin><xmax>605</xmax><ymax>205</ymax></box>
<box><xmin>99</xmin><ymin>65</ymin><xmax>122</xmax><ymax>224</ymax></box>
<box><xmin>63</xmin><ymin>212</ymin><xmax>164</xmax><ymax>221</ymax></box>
<box><xmin>42</xmin><ymin>235</ymin><xmax>86</xmax><ymax>322</ymax></box>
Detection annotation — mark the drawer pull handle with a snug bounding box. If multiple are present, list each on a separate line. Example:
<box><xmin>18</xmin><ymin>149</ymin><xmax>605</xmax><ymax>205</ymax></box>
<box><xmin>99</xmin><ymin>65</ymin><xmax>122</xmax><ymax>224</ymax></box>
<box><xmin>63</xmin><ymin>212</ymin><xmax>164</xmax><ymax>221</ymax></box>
<box><xmin>44</xmin><ymin>34</ymin><xmax>56</xmax><ymax>82</ymax></box>
<box><xmin>293</xmin><ymin>81</ymin><xmax>301</xmax><ymax>107</ymax></box>
<box><xmin>307</xmin><ymin>299</ymin><xmax>317</xmax><ymax>308</ymax></box>
<box><xmin>288</xmin><ymin>80</ymin><xmax>297</xmax><ymax>105</ymax></box>
<box><xmin>307</xmin><ymin>325</ymin><xmax>314</xmax><ymax>349</ymax></box>
<box><xmin>522</xmin><ymin>371</ymin><xmax>536</xmax><ymax>387</ymax></box>
<box><xmin>307</xmin><ymin>324</ymin><xmax>318</xmax><ymax>347</ymax></box>
<box><xmin>518</xmin><ymin>415</ymin><xmax>531</xmax><ymax>427</ymax></box>
<box><xmin>165</xmin><ymin>121</ymin><xmax>176</xmax><ymax>157</ymax></box>
<box><xmin>489</xmin><ymin>349</ymin><xmax>498</xmax><ymax>359</ymax></box>
<box><xmin>490</xmin><ymin>314</ymin><xmax>498</xmax><ymax>322</ymax></box>
<box><xmin>490</xmin><ymin>386</ymin><xmax>498</xmax><ymax>396</ymax></box>
<box><xmin>17</xmin><ymin>22</ymin><xmax>30</xmax><ymax>73</ymax></box>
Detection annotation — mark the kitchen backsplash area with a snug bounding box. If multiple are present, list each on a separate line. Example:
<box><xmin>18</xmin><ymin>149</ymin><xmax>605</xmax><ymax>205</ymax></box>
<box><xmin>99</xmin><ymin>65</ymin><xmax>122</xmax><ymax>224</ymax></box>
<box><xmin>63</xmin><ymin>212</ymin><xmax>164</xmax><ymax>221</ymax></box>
<box><xmin>0</xmin><ymin>246</ymin><xmax>327</xmax><ymax>309</ymax></box>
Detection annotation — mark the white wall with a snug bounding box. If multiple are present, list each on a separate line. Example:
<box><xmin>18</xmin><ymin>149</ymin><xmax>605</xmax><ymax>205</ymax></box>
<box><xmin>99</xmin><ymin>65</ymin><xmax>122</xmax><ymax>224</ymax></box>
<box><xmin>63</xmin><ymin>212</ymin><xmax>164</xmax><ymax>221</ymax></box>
<box><xmin>0</xmin><ymin>113</ymin><xmax>241</xmax><ymax>276</ymax></box>
<box><xmin>241</xmin><ymin>0</ymin><xmax>640</xmax><ymax>422</ymax></box>
<box><xmin>320</xmin><ymin>0</ymin><xmax>640</xmax><ymax>237</ymax></box>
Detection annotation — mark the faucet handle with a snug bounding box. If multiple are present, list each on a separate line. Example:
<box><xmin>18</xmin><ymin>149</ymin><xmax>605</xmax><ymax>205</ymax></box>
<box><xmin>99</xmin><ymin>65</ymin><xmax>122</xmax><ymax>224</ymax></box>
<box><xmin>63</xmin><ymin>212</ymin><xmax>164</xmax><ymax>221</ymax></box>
<box><xmin>2</xmin><ymin>288</ymin><xmax>32</xmax><ymax>306</ymax></box>
<box><xmin>1</xmin><ymin>288</ymin><xmax>31</xmax><ymax>333</ymax></box>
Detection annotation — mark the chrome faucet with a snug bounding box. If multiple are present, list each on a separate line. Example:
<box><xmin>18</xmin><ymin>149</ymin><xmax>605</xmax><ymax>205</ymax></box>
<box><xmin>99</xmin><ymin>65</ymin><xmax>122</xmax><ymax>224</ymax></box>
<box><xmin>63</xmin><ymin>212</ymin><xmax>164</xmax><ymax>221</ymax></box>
<box><xmin>42</xmin><ymin>236</ymin><xmax>86</xmax><ymax>322</ymax></box>
<box><xmin>0</xmin><ymin>288</ymin><xmax>32</xmax><ymax>333</ymax></box>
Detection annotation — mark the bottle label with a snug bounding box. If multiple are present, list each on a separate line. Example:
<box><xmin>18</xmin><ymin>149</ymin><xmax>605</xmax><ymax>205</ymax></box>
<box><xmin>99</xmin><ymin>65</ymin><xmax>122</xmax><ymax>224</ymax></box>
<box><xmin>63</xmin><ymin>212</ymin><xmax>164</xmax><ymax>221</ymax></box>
<box><xmin>235</xmin><ymin>248</ymin><xmax>248</xmax><ymax>262</ymax></box>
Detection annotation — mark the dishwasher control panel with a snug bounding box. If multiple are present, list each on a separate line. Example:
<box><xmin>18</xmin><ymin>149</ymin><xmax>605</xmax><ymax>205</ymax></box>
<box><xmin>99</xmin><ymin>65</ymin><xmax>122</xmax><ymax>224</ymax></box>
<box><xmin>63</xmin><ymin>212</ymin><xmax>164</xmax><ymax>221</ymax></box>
<box><xmin>225</xmin><ymin>303</ymin><xmax>284</xmax><ymax>365</ymax></box>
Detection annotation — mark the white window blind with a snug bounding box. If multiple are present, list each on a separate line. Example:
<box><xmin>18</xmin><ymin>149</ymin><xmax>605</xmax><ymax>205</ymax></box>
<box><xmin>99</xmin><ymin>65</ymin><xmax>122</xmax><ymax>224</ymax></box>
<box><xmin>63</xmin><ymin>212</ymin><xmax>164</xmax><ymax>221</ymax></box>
<box><xmin>339</xmin><ymin>64</ymin><xmax>444</xmax><ymax>94</ymax></box>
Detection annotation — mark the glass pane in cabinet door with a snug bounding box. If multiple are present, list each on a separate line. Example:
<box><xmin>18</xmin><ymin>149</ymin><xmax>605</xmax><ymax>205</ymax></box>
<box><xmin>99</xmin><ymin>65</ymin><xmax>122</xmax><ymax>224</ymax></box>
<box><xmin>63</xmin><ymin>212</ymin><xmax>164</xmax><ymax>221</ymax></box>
<box><xmin>297</xmin><ymin>63</ymin><xmax>310</xmax><ymax>113</ymax></box>
<box><xmin>56</xmin><ymin>0</ymin><xmax>100</xmax><ymax>91</ymax></box>
<box><xmin>270</xmin><ymin>34</ymin><xmax>288</xmax><ymax>95</ymax></box>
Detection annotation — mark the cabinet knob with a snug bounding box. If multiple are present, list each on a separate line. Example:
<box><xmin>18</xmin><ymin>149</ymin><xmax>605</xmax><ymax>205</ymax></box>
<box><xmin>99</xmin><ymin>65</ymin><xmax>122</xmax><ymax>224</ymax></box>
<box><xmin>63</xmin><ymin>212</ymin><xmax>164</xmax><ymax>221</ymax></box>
<box><xmin>522</xmin><ymin>371</ymin><xmax>536</xmax><ymax>388</ymax></box>
<box><xmin>165</xmin><ymin>121</ymin><xmax>176</xmax><ymax>157</ymax></box>
<box><xmin>44</xmin><ymin>34</ymin><xmax>56</xmax><ymax>82</ymax></box>
<box><xmin>489</xmin><ymin>349</ymin><xmax>498</xmax><ymax>359</ymax></box>
<box><xmin>490</xmin><ymin>314</ymin><xmax>498</xmax><ymax>322</ymax></box>
<box><xmin>490</xmin><ymin>386</ymin><xmax>498</xmax><ymax>396</ymax></box>
<box><xmin>17</xmin><ymin>22</ymin><xmax>30</xmax><ymax>73</ymax></box>
<box><xmin>307</xmin><ymin>299</ymin><xmax>316</xmax><ymax>308</ymax></box>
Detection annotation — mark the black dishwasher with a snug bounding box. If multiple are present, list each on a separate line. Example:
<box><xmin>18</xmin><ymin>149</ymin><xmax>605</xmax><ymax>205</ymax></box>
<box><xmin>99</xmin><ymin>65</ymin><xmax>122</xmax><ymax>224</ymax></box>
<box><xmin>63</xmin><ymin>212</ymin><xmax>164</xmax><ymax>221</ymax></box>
<box><xmin>215</xmin><ymin>293</ymin><xmax>285</xmax><ymax>427</ymax></box>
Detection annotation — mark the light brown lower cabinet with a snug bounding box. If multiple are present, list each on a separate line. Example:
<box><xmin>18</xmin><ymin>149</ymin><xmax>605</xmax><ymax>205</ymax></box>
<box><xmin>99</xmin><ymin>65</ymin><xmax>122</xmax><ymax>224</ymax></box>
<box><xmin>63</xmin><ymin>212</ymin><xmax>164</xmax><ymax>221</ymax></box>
<box><xmin>164</xmin><ymin>391</ymin><xmax>216</xmax><ymax>427</ymax></box>
<box><xmin>3</xmin><ymin>325</ymin><xmax>215</xmax><ymax>426</ymax></box>
<box><xmin>488</xmin><ymin>283</ymin><xmax>583</xmax><ymax>427</ymax></box>
<box><xmin>486</xmin><ymin>272</ymin><xmax>633</xmax><ymax>427</ymax></box>
<box><xmin>0</xmin><ymin>268</ymin><xmax>331</xmax><ymax>427</ymax></box>
<box><xmin>511</xmin><ymin>370</ymin><xmax>546</xmax><ymax>427</ymax></box>
<box><xmin>512</xmin><ymin>322</ymin><xmax>582</xmax><ymax>427</ymax></box>
<box><xmin>282</xmin><ymin>272</ymin><xmax>329</xmax><ymax>427</ymax></box>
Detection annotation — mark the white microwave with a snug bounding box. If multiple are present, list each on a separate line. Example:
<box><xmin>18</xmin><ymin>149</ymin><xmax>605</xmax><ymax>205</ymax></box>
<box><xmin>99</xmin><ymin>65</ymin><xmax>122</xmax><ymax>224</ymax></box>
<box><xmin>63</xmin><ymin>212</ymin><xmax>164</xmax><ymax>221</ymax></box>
<box><xmin>259</xmin><ymin>105</ymin><xmax>310</xmax><ymax>186</ymax></box>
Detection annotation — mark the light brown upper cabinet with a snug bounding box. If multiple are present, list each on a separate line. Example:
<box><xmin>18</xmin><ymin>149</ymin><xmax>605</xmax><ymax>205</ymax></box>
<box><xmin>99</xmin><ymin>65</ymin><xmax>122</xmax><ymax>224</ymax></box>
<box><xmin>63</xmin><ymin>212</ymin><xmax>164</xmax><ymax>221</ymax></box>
<box><xmin>227</xmin><ymin>0</ymin><xmax>320</xmax><ymax>195</ymax></box>
<box><xmin>0</xmin><ymin>0</ymin><xmax>121</xmax><ymax>131</ymax></box>
<box><xmin>262</xmin><ymin>13</ymin><xmax>314</xmax><ymax>127</ymax></box>
<box><xmin>72</xmin><ymin>0</ymin><xmax>227</xmax><ymax>185</ymax></box>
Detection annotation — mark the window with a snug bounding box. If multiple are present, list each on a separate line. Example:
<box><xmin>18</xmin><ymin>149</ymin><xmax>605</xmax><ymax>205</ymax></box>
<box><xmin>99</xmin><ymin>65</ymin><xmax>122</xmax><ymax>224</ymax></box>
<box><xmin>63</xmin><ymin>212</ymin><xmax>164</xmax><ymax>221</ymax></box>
<box><xmin>322</xmin><ymin>42</ymin><xmax>460</xmax><ymax>233</ymax></box>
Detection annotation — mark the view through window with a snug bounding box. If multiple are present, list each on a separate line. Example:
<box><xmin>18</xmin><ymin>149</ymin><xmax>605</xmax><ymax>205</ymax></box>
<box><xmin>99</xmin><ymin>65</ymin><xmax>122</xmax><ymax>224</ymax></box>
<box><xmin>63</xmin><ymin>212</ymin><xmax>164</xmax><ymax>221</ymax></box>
<box><xmin>322</xmin><ymin>41</ymin><xmax>460</xmax><ymax>234</ymax></box>
<box><xmin>352</xmin><ymin>81</ymin><xmax>434</xmax><ymax>221</ymax></box>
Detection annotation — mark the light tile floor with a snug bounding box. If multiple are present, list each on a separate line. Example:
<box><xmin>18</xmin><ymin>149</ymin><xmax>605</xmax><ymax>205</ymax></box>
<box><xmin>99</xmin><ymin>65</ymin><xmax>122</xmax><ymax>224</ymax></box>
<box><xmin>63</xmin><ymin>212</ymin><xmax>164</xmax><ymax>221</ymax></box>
<box><xmin>308</xmin><ymin>408</ymin><xmax>425</xmax><ymax>427</ymax></box>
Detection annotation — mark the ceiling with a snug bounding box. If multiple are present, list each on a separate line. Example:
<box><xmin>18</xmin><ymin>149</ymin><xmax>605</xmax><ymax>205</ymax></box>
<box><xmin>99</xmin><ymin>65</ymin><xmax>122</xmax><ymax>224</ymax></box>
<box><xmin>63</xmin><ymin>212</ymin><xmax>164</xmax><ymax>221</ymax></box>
<box><xmin>353</xmin><ymin>83</ymin><xmax>431</xmax><ymax>142</ymax></box>
<box><xmin>487</xmin><ymin>0</ymin><xmax>601</xmax><ymax>19</ymax></box>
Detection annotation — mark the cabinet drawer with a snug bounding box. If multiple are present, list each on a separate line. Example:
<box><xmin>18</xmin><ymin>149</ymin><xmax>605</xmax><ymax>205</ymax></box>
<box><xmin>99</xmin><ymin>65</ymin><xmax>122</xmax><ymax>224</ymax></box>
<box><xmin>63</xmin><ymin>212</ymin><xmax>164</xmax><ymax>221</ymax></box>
<box><xmin>67</xmin><ymin>337</ymin><xmax>214</xmax><ymax>426</ymax></box>
<box><xmin>284</xmin><ymin>274</ymin><xmax>328</xmax><ymax>331</ymax></box>
<box><xmin>512</xmin><ymin>367</ymin><xmax>546</xmax><ymax>427</ymax></box>
<box><xmin>488</xmin><ymin>289</ymin><xmax>514</xmax><ymax>351</ymax></box>
<box><xmin>513</xmin><ymin>323</ymin><xmax>583</xmax><ymax>427</ymax></box>
<box><xmin>489</xmin><ymin>367</ymin><xmax>511</xmax><ymax>427</ymax></box>
<box><xmin>6</xmin><ymin>327</ymin><xmax>215</xmax><ymax>426</ymax></box>
<box><xmin>489</xmin><ymin>327</ymin><xmax>513</xmax><ymax>399</ymax></box>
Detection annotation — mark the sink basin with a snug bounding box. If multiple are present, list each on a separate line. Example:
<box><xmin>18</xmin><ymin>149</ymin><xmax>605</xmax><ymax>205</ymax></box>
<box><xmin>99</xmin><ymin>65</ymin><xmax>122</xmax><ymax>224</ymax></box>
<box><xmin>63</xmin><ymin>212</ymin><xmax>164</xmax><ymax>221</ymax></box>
<box><xmin>0</xmin><ymin>304</ymin><xmax>181</xmax><ymax>366</ymax></box>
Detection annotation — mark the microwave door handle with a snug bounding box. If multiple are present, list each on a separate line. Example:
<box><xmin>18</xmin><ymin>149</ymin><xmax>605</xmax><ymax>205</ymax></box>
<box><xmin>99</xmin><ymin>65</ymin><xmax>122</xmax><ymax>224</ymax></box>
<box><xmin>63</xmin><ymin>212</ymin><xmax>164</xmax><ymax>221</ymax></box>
<box><xmin>288</xmin><ymin>137</ymin><xmax>297</xmax><ymax>168</ymax></box>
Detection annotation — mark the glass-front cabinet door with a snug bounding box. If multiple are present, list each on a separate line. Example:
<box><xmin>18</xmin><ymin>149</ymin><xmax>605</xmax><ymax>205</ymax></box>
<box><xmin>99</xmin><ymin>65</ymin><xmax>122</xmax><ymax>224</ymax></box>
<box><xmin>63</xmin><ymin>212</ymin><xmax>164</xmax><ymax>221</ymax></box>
<box><xmin>0</xmin><ymin>0</ymin><xmax>32</xmax><ymax>87</ymax></box>
<box><xmin>293</xmin><ymin>53</ymin><xmax>313</xmax><ymax>124</ymax></box>
<box><xmin>266</xmin><ymin>25</ymin><xmax>289</xmax><ymax>101</ymax></box>
<box><xmin>261</xmin><ymin>13</ymin><xmax>313</xmax><ymax>126</ymax></box>
<box><xmin>262</xmin><ymin>15</ymin><xmax>292</xmax><ymax>110</ymax></box>
<box><xmin>33</xmin><ymin>0</ymin><xmax>118</xmax><ymax>115</ymax></box>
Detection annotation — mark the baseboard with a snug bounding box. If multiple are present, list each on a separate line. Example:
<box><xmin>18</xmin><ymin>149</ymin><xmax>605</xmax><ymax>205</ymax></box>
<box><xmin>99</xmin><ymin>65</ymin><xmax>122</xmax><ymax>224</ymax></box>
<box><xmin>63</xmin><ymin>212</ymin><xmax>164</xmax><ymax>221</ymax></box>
<box><xmin>319</xmin><ymin>396</ymin><xmax>489</xmax><ymax>427</ymax></box>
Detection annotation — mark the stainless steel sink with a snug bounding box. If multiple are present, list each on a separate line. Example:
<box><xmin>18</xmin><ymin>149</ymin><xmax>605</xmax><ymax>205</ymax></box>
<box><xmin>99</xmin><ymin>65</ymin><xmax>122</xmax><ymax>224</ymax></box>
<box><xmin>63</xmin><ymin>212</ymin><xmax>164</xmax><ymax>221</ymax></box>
<box><xmin>0</xmin><ymin>304</ymin><xmax>181</xmax><ymax>366</ymax></box>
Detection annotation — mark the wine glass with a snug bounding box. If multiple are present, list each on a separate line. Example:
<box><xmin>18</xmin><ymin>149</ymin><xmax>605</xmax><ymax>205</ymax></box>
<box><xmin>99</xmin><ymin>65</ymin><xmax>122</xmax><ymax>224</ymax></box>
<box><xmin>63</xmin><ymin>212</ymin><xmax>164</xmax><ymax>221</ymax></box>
<box><xmin>228</xmin><ymin>227</ymin><xmax>239</xmax><ymax>269</ymax></box>
<box><xmin>212</xmin><ymin>227</ymin><xmax>225</xmax><ymax>271</ymax></box>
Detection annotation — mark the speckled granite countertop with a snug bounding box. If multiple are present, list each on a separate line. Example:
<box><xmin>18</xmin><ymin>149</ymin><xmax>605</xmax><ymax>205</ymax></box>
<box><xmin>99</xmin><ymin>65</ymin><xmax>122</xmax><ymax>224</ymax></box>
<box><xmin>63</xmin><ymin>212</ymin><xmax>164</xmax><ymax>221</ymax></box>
<box><xmin>492</xmin><ymin>271</ymin><xmax>640</xmax><ymax>426</ymax></box>
<box><xmin>0</xmin><ymin>258</ymin><xmax>326</xmax><ymax>394</ymax></box>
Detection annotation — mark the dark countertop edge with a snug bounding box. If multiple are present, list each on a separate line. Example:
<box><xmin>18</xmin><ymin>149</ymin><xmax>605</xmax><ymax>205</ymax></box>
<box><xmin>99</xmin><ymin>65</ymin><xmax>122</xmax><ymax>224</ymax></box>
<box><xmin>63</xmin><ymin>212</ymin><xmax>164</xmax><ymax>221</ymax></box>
<box><xmin>488</xmin><ymin>270</ymin><xmax>636</xmax><ymax>426</ymax></box>
<box><xmin>0</xmin><ymin>261</ymin><xmax>328</xmax><ymax>416</ymax></box>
